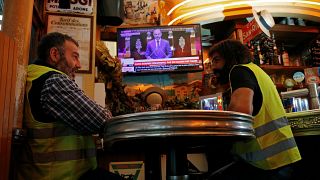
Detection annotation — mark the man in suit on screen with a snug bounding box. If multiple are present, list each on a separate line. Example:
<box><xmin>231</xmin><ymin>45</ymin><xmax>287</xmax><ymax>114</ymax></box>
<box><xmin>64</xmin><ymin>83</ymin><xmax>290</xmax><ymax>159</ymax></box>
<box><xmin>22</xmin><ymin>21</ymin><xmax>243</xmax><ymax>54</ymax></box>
<box><xmin>145</xmin><ymin>29</ymin><xmax>172</xmax><ymax>59</ymax></box>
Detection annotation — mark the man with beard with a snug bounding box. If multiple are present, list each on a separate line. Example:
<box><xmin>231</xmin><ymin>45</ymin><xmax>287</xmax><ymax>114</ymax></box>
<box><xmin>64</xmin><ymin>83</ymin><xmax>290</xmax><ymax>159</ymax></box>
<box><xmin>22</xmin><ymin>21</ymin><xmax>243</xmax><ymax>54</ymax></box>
<box><xmin>145</xmin><ymin>29</ymin><xmax>172</xmax><ymax>59</ymax></box>
<box><xmin>17</xmin><ymin>32</ymin><xmax>122</xmax><ymax>180</ymax></box>
<box><xmin>206</xmin><ymin>39</ymin><xmax>301</xmax><ymax>180</ymax></box>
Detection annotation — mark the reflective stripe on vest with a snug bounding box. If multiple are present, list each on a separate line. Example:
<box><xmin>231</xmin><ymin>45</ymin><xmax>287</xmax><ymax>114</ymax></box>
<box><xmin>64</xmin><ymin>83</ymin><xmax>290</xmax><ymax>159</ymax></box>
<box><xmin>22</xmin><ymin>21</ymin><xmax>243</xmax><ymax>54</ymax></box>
<box><xmin>32</xmin><ymin>148</ymin><xmax>96</xmax><ymax>163</ymax></box>
<box><xmin>239</xmin><ymin>137</ymin><xmax>297</xmax><ymax>162</ymax></box>
<box><xmin>239</xmin><ymin>116</ymin><xmax>298</xmax><ymax>162</ymax></box>
<box><xmin>28</xmin><ymin>126</ymin><xmax>80</xmax><ymax>139</ymax></box>
<box><xmin>255</xmin><ymin>117</ymin><xmax>289</xmax><ymax>137</ymax></box>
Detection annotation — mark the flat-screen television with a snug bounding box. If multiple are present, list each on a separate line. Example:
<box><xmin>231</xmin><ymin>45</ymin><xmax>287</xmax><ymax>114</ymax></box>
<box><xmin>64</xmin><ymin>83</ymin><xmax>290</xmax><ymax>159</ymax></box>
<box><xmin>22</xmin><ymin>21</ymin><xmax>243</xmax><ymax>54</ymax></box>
<box><xmin>117</xmin><ymin>24</ymin><xmax>203</xmax><ymax>74</ymax></box>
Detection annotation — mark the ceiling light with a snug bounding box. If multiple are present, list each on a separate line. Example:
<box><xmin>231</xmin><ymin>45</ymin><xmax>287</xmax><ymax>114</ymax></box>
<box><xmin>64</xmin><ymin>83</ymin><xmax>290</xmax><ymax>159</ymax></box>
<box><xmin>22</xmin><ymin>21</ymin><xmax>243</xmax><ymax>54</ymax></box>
<box><xmin>168</xmin><ymin>0</ymin><xmax>320</xmax><ymax>25</ymax></box>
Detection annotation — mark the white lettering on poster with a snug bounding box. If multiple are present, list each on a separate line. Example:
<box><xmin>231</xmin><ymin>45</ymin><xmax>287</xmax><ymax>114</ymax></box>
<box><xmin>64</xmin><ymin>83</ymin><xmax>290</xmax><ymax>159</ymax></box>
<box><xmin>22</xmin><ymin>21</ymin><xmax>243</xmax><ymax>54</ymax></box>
<box><xmin>46</xmin><ymin>0</ymin><xmax>93</xmax><ymax>14</ymax></box>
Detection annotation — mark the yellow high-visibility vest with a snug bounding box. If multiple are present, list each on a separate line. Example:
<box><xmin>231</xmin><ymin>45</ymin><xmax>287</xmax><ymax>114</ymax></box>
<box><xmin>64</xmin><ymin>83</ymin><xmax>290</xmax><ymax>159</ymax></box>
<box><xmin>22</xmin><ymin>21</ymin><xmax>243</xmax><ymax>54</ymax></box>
<box><xmin>231</xmin><ymin>63</ymin><xmax>301</xmax><ymax>170</ymax></box>
<box><xmin>17</xmin><ymin>64</ymin><xmax>97</xmax><ymax>180</ymax></box>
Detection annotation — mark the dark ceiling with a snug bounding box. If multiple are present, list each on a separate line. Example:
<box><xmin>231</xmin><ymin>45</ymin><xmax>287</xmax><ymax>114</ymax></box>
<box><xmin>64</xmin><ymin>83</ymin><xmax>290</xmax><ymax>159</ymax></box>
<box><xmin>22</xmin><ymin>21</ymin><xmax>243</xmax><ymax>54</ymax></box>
<box><xmin>202</xmin><ymin>18</ymin><xmax>248</xmax><ymax>43</ymax></box>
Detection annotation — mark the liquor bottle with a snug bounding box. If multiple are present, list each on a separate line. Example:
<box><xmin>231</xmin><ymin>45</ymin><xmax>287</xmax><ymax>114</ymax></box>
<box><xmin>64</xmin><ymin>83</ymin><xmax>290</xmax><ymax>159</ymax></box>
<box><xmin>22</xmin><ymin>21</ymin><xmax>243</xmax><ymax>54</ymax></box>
<box><xmin>257</xmin><ymin>41</ymin><xmax>264</xmax><ymax>65</ymax></box>
<box><xmin>281</xmin><ymin>44</ymin><xmax>290</xmax><ymax>66</ymax></box>
<box><xmin>261</xmin><ymin>37</ymin><xmax>271</xmax><ymax>65</ymax></box>
<box><xmin>272</xmin><ymin>34</ymin><xmax>281</xmax><ymax>65</ymax></box>
<box><xmin>248</xmin><ymin>41</ymin><xmax>255</xmax><ymax>62</ymax></box>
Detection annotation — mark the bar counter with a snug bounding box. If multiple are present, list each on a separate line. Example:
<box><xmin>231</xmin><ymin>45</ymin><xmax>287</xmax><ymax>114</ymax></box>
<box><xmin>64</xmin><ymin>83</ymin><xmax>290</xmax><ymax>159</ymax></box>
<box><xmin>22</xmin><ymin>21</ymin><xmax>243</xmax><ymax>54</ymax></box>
<box><xmin>287</xmin><ymin>109</ymin><xmax>320</xmax><ymax>136</ymax></box>
<box><xmin>287</xmin><ymin>109</ymin><xmax>320</xmax><ymax>179</ymax></box>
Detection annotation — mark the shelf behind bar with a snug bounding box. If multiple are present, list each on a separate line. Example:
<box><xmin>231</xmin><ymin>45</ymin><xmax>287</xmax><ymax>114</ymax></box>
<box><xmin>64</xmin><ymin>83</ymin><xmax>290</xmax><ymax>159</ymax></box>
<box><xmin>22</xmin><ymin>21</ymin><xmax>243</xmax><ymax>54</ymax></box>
<box><xmin>260</xmin><ymin>65</ymin><xmax>309</xmax><ymax>70</ymax></box>
<box><xmin>271</xmin><ymin>24</ymin><xmax>319</xmax><ymax>34</ymax></box>
<box><xmin>270</xmin><ymin>24</ymin><xmax>319</xmax><ymax>48</ymax></box>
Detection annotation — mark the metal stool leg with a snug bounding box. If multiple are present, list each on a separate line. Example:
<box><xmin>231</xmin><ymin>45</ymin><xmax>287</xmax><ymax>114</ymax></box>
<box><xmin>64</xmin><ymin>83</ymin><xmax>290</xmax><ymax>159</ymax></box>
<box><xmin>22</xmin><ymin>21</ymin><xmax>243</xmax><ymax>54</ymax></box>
<box><xmin>167</xmin><ymin>147</ymin><xmax>189</xmax><ymax>180</ymax></box>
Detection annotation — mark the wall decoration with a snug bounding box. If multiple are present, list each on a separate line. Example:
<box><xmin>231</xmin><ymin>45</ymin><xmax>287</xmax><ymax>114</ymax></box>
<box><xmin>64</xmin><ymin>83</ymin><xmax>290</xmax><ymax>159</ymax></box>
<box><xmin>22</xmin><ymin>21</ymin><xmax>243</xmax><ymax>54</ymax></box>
<box><xmin>123</xmin><ymin>0</ymin><xmax>159</xmax><ymax>25</ymax></box>
<box><xmin>123</xmin><ymin>72</ymin><xmax>203</xmax><ymax>111</ymax></box>
<box><xmin>47</xmin><ymin>14</ymin><xmax>93</xmax><ymax>73</ymax></box>
<box><xmin>109</xmin><ymin>161</ymin><xmax>145</xmax><ymax>180</ymax></box>
<box><xmin>46</xmin><ymin>0</ymin><xmax>93</xmax><ymax>14</ymax></box>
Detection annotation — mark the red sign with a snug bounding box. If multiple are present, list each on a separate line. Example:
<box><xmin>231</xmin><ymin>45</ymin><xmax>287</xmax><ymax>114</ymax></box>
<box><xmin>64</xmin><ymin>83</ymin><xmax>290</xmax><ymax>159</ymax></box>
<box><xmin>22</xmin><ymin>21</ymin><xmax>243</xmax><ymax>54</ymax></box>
<box><xmin>242</xmin><ymin>19</ymin><xmax>262</xmax><ymax>44</ymax></box>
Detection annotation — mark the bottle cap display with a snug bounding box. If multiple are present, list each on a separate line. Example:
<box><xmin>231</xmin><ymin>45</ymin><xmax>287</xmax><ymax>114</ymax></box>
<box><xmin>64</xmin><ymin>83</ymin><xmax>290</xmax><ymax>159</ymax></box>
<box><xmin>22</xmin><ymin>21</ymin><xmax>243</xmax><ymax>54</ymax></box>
<box><xmin>284</xmin><ymin>78</ymin><xmax>296</xmax><ymax>88</ymax></box>
<box><xmin>293</xmin><ymin>71</ymin><xmax>305</xmax><ymax>83</ymax></box>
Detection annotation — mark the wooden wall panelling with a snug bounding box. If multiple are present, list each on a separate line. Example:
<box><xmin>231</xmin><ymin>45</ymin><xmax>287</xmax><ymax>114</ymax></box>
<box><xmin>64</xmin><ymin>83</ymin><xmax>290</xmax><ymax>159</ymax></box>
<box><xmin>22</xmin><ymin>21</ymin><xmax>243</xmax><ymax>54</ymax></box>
<box><xmin>1</xmin><ymin>34</ymin><xmax>10</xmax><ymax>178</ymax></box>
<box><xmin>0</xmin><ymin>34</ymin><xmax>3</xmax><ymax>162</ymax></box>
<box><xmin>6</xmin><ymin>36</ymin><xmax>17</xmax><ymax>179</ymax></box>
<box><xmin>0</xmin><ymin>32</ymin><xmax>18</xmax><ymax>180</ymax></box>
<box><xmin>0</xmin><ymin>34</ymin><xmax>9</xmax><ymax>160</ymax></box>
<box><xmin>0</xmin><ymin>33</ymin><xmax>3</xmax><ymax>80</ymax></box>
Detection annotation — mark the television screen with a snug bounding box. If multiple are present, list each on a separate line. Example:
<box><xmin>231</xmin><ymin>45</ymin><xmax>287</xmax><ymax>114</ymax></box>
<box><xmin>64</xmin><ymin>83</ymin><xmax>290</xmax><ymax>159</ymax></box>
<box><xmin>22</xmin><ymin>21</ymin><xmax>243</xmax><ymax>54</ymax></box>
<box><xmin>117</xmin><ymin>24</ymin><xmax>203</xmax><ymax>74</ymax></box>
<box><xmin>199</xmin><ymin>93</ymin><xmax>224</xmax><ymax>110</ymax></box>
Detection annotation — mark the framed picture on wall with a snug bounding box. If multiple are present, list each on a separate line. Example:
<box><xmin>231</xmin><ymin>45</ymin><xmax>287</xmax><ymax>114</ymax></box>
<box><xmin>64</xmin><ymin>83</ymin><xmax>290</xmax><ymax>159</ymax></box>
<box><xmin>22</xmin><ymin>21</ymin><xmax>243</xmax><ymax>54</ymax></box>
<box><xmin>123</xmin><ymin>0</ymin><xmax>159</xmax><ymax>25</ymax></box>
<box><xmin>46</xmin><ymin>13</ymin><xmax>93</xmax><ymax>73</ymax></box>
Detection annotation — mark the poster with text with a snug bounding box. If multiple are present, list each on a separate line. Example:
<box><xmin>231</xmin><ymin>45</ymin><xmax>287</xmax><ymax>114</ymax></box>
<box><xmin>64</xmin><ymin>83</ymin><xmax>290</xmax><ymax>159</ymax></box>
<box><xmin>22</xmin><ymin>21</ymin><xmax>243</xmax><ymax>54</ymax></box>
<box><xmin>46</xmin><ymin>0</ymin><xmax>93</xmax><ymax>14</ymax></box>
<box><xmin>47</xmin><ymin>14</ymin><xmax>93</xmax><ymax>73</ymax></box>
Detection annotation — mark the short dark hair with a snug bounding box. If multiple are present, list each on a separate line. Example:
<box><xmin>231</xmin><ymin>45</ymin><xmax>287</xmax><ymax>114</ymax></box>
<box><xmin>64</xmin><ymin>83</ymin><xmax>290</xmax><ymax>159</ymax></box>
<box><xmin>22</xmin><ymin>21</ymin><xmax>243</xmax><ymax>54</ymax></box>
<box><xmin>37</xmin><ymin>32</ymin><xmax>79</xmax><ymax>62</ymax></box>
<box><xmin>208</xmin><ymin>39</ymin><xmax>252</xmax><ymax>70</ymax></box>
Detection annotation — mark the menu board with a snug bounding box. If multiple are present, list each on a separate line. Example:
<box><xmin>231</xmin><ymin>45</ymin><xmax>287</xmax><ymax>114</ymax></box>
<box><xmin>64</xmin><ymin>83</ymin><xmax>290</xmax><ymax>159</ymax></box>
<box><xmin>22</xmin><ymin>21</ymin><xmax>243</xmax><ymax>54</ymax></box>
<box><xmin>310</xmin><ymin>38</ymin><xmax>320</xmax><ymax>66</ymax></box>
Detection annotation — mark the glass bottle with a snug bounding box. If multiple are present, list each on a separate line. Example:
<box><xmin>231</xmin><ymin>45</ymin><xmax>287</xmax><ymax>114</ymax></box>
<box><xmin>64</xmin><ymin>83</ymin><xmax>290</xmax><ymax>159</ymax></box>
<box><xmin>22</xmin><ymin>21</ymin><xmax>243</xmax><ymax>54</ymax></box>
<box><xmin>257</xmin><ymin>41</ymin><xmax>264</xmax><ymax>65</ymax></box>
<box><xmin>248</xmin><ymin>41</ymin><xmax>255</xmax><ymax>62</ymax></box>
<box><xmin>281</xmin><ymin>43</ymin><xmax>290</xmax><ymax>66</ymax></box>
<box><xmin>272</xmin><ymin>34</ymin><xmax>281</xmax><ymax>65</ymax></box>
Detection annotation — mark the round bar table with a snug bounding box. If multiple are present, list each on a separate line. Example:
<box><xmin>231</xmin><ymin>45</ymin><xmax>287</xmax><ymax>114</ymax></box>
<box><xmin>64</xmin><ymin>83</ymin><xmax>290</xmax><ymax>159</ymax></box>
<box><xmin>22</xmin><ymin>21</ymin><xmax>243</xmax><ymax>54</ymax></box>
<box><xmin>104</xmin><ymin>110</ymin><xmax>254</xmax><ymax>180</ymax></box>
